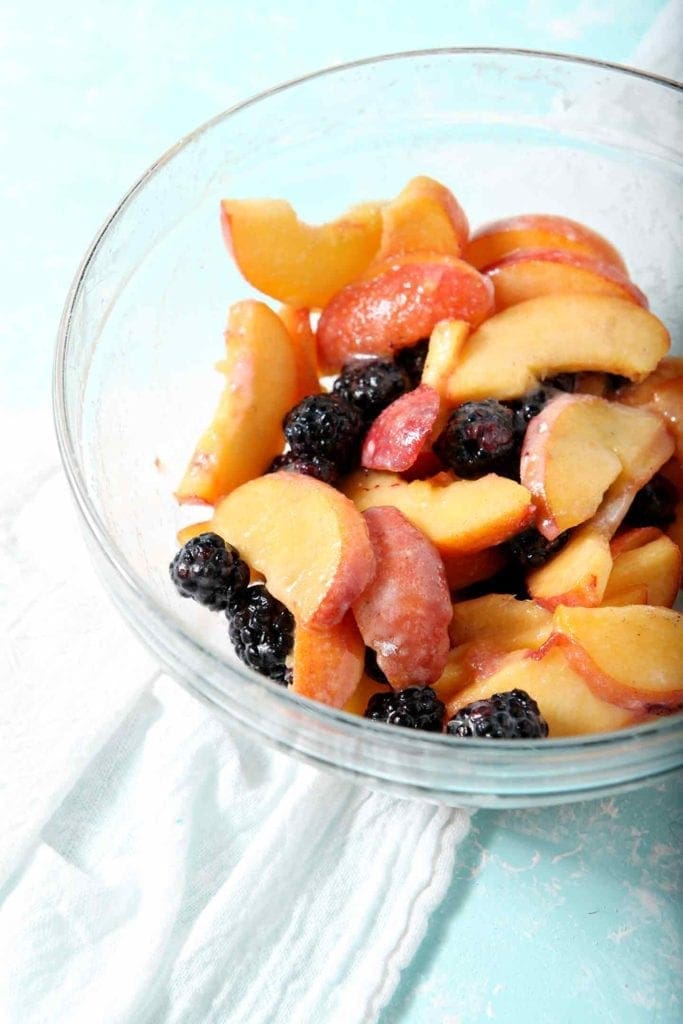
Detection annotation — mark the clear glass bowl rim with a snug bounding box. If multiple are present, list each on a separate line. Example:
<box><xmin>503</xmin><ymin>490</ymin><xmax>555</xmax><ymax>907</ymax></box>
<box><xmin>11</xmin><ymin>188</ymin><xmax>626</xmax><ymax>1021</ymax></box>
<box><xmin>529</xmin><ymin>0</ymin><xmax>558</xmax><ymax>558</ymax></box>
<box><xmin>52</xmin><ymin>47</ymin><xmax>683</xmax><ymax>791</ymax></box>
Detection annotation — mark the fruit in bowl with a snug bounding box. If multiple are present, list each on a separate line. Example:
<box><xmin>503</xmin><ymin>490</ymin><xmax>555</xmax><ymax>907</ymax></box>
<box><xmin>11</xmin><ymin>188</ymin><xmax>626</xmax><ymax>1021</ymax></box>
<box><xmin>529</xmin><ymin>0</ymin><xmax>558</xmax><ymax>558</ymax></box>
<box><xmin>170</xmin><ymin>173</ymin><xmax>682</xmax><ymax>741</ymax></box>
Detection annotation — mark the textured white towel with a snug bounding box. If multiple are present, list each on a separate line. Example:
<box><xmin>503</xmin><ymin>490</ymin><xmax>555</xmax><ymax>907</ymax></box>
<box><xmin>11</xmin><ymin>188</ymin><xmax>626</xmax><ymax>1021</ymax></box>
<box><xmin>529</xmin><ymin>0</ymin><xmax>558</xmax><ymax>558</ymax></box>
<box><xmin>0</xmin><ymin>411</ymin><xmax>471</xmax><ymax>1023</ymax></box>
<box><xmin>0</xmin><ymin>678</ymin><xmax>469</xmax><ymax>1024</ymax></box>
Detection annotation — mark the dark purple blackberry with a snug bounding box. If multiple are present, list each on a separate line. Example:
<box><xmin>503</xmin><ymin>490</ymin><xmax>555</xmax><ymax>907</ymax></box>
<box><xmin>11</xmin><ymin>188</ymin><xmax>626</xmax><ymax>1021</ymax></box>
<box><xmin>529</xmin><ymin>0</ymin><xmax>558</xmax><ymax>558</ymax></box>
<box><xmin>364</xmin><ymin>686</ymin><xmax>445</xmax><ymax>731</ymax></box>
<box><xmin>332</xmin><ymin>358</ymin><xmax>408</xmax><ymax>423</ymax></box>
<box><xmin>623</xmin><ymin>473</ymin><xmax>678</xmax><ymax>530</ymax></box>
<box><xmin>434</xmin><ymin>400</ymin><xmax>518</xmax><ymax>478</ymax></box>
<box><xmin>227</xmin><ymin>584</ymin><xmax>294</xmax><ymax>683</ymax></box>
<box><xmin>268</xmin><ymin>452</ymin><xmax>339</xmax><ymax>486</ymax></box>
<box><xmin>395</xmin><ymin>339</ymin><xmax>429</xmax><ymax>388</ymax></box>
<box><xmin>446</xmin><ymin>689</ymin><xmax>549</xmax><ymax>739</ymax></box>
<box><xmin>364</xmin><ymin>647</ymin><xmax>390</xmax><ymax>685</ymax></box>
<box><xmin>507</xmin><ymin>528</ymin><xmax>570</xmax><ymax>570</ymax></box>
<box><xmin>512</xmin><ymin>384</ymin><xmax>562</xmax><ymax>430</ymax></box>
<box><xmin>283</xmin><ymin>394</ymin><xmax>364</xmax><ymax>472</ymax></box>
<box><xmin>169</xmin><ymin>532</ymin><xmax>249</xmax><ymax>611</ymax></box>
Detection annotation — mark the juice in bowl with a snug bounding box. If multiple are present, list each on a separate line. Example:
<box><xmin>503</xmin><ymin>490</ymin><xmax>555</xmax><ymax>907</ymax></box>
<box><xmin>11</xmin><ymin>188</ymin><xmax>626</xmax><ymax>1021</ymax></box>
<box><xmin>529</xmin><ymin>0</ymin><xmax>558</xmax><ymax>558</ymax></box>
<box><xmin>54</xmin><ymin>51</ymin><xmax>683</xmax><ymax>805</ymax></box>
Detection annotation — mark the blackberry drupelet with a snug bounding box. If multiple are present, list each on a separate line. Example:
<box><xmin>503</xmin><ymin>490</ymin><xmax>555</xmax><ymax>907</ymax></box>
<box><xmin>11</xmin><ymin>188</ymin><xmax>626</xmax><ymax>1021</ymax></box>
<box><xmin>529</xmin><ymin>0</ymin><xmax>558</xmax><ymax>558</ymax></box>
<box><xmin>394</xmin><ymin>339</ymin><xmax>429</xmax><ymax>388</ymax></box>
<box><xmin>364</xmin><ymin>686</ymin><xmax>445</xmax><ymax>731</ymax></box>
<box><xmin>227</xmin><ymin>584</ymin><xmax>294</xmax><ymax>683</ymax></box>
<box><xmin>434</xmin><ymin>400</ymin><xmax>517</xmax><ymax>478</ymax></box>
<box><xmin>283</xmin><ymin>393</ymin><xmax>364</xmax><ymax>472</ymax></box>
<box><xmin>623</xmin><ymin>473</ymin><xmax>678</xmax><ymax>529</ymax></box>
<box><xmin>446</xmin><ymin>689</ymin><xmax>549</xmax><ymax>739</ymax></box>
<box><xmin>507</xmin><ymin>527</ymin><xmax>570</xmax><ymax>570</ymax></box>
<box><xmin>332</xmin><ymin>358</ymin><xmax>408</xmax><ymax>423</ymax></box>
<box><xmin>169</xmin><ymin>532</ymin><xmax>249</xmax><ymax>611</ymax></box>
<box><xmin>268</xmin><ymin>451</ymin><xmax>339</xmax><ymax>486</ymax></box>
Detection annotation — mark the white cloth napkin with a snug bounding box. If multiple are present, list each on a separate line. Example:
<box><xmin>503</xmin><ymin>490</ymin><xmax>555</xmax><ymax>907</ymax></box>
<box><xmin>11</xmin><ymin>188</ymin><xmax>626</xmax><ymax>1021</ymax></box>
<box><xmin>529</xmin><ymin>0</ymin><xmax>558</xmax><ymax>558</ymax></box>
<box><xmin>0</xmin><ymin>412</ymin><xmax>471</xmax><ymax>1023</ymax></box>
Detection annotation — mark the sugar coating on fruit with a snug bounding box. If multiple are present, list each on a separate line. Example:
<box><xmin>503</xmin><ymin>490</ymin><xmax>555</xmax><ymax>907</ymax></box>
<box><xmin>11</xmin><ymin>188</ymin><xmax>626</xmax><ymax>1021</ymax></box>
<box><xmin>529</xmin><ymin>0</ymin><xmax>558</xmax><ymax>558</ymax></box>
<box><xmin>352</xmin><ymin>506</ymin><xmax>452</xmax><ymax>686</ymax></box>
<box><xmin>362</xmin><ymin>385</ymin><xmax>440</xmax><ymax>471</ymax></box>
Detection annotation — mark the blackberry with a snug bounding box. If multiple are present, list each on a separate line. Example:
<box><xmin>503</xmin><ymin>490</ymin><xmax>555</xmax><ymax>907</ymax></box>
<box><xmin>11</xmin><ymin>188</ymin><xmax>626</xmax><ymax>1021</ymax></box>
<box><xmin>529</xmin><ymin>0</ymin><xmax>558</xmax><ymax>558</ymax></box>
<box><xmin>623</xmin><ymin>473</ymin><xmax>678</xmax><ymax>530</ymax></box>
<box><xmin>395</xmin><ymin>339</ymin><xmax>429</xmax><ymax>388</ymax></box>
<box><xmin>507</xmin><ymin>528</ymin><xmax>570</xmax><ymax>570</ymax></box>
<box><xmin>333</xmin><ymin>358</ymin><xmax>408</xmax><ymax>423</ymax></box>
<box><xmin>434</xmin><ymin>400</ymin><xmax>517</xmax><ymax>478</ymax></box>
<box><xmin>512</xmin><ymin>384</ymin><xmax>561</xmax><ymax>430</ymax></box>
<box><xmin>364</xmin><ymin>647</ymin><xmax>390</xmax><ymax>685</ymax></box>
<box><xmin>227</xmin><ymin>584</ymin><xmax>294</xmax><ymax>683</ymax></box>
<box><xmin>283</xmin><ymin>394</ymin><xmax>364</xmax><ymax>472</ymax></box>
<box><xmin>268</xmin><ymin>452</ymin><xmax>339</xmax><ymax>486</ymax></box>
<box><xmin>364</xmin><ymin>686</ymin><xmax>445</xmax><ymax>731</ymax></box>
<box><xmin>169</xmin><ymin>532</ymin><xmax>249</xmax><ymax>611</ymax></box>
<box><xmin>446</xmin><ymin>689</ymin><xmax>549</xmax><ymax>739</ymax></box>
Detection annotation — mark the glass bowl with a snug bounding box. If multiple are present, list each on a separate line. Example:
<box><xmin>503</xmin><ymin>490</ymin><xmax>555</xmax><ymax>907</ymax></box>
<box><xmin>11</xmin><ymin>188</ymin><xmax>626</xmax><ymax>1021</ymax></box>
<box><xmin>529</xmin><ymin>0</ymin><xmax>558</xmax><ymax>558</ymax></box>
<box><xmin>54</xmin><ymin>49</ymin><xmax>683</xmax><ymax>807</ymax></box>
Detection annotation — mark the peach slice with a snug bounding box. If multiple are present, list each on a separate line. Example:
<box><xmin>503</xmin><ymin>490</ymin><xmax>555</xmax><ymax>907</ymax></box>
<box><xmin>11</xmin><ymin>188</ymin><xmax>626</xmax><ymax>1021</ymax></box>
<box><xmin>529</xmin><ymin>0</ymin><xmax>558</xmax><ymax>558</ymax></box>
<box><xmin>521</xmin><ymin>393</ymin><xmax>674</xmax><ymax>540</ymax></box>
<box><xmin>375</xmin><ymin>176</ymin><xmax>469</xmax><ymax>260</ymax></box>
<box><xmin>176</xmin><ymin>520</ymin><xmax>213</xmax><ymax>546</ymax></box>
<box><xmin>343</xmin><ymin>469</ymin><xmax>534</xmax><ymax>555</ymax></box>
<box><xmin>603</xmin><ymin>532</ymin><xmax>681</xmax><ymax>608</ymax></box>
<box><xmin>421</xmin><ymin>319</ymin><xmax>470</xmax><ymax>434</ymax></box>
<box><xmin>527</xmin><ymin>526</ymin><xmax>613</xmax><ymax>610</ymax></box>
<box><xmin>484</xmin><ymin>248</ymin><xmax>646</xmax><ymax>311</ymax></box>
<box><xmin>277</xmin><ymin>306</ymin><xmax>321</xmax><ymax>399</ymax></box>
<box><xmin>610</xmin><ymin>526</ymin><xmax>663</xmax><ymax>557</ymax></box>
<box><xmin>444</xmin><ymin>647</ymin><xmax>637</xmax><ymax>737</ymax></box>
<box><xmin>343</xmin><ymin>674</ymin><xmax>388</xmax><ymax>717</ymax></box>
<box><xmin>464</xmin><ymin>213</ymin><xmax>628</xmax><ymax>274</ymax></box>
<box><xmin>618</xmin><ymin>367</ymin><xmax>683</xmax><ymax>463</ymax></box>
<box><xmin>441</xmin><ymin>546</ymin><xmax>507</xmax><ymax>592</ymax></box>
<box><xmin>449</xmin><ymin>594</ymin><xmax>553</xmax><ymax>650</ymax></box>
<box><xmin>211</xmin><ymin>472</ymin><xmax>375</xmax><ymax>628</ymax></box>
<box><xmin>352</xmin><ymin>506</ymin><xmax>451</xmax><ymax>686</ymax></box>
<box><xmin>291</xmin><ymin>612</ymin><xmax>365</xmax><ymax>708</ymax></box>
<box><xmin>176</xmin><ymin>301</ymin><xmax>298</xmax><ymax>505</ymax></box>
<box><xmin>316</xmin><ymin>253</ymin><xmax>494</xmax><ymax>372</ymax></box>
<box><xmin>221</xmin><ymin>198</ymin><xmax>383</xmax><ymax>308</ymax></box>
<box><xmin>552</xmin><ymin>605</ymin><xmax>683</xmax><ymax>712</ymax></box>
<box><xmin>361</xmin><ymin>385</ymin><xmax>440</xmax><ymax>472</ymax></box>
<box><xmin>446</xmin><ymin>294</ymin><xmax>669</xmax><ymax>403</ymax></box>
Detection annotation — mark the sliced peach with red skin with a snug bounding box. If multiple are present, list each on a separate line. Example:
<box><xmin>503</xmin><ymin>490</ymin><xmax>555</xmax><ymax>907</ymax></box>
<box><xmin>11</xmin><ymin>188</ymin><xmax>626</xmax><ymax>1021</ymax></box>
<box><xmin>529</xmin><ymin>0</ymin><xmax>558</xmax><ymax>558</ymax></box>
<box><xmin>291</xmin><ymin>612</ymin><xmax>365</xmax><ymax>708</ymax></box>
<box><xmin>446</xmin><ymin>294</ymin><xmax>669</xmax><ymax>403</ymax></box>
<box><xmin>344</xmin><ymin>469</ymin><xmax>534</xmax><ymax>556</ymax></box>
<box><xmin>551</xmin><ymin>605</ymin><xmax>683</xmax><ymax>712</ymax></box>
<box><xmin>444</xmin><ymin>646</ymin><xmax>638</xmax><ymax>737</ymax></box>
<box><xmin>603</xmin><ymin>532</ymin><xmax>681</xmax><ymax>608</ymax></box>
<box><xmin>484</xmin><ymin>248</ymin><xmax>647</xmax><ymax>311</ymax></box>
<box><xmin>464</xmin><ymin>213</ymin><xmax>628</xmax><ymax>274</ymax></box>
<box><xmin>277</xmin><ymin>306</ymin><xmax>320</xmax><ymax>399</ymax></box>
<box><xmin>527</xmin><ymin>526</ymin><xmax>613</xmax><ymax>610</ymax></box>
<box><xmin>361</xmin><ymin>385</ymin><xmax>440</xmax><ymax>472</ymax></box>
<box><xmin>176</xmin><ymin>301</ymin><xmax>298</xmax><ymax>505</ymax></box>
<box><xmin>352</xmin><ymin>506</ymin><xmax>451</xmax><ymax>687</ymax></box>
<box><xmin>220</xmin><ymin>198</ymin><xmax>383</xmax><ymax>308</ymax></box>
<box><xmin>376</xmin><ymin>176</ymin><xmax>469</xmax><ymax>260</ymax></box>
<box><xmin>421</xmin><ymin>319</ymin><xmax>470</xmax><ymax>436</ymax></box>
<box><xmin>211</xmin><ymin>472</ymin><xmax>375</xmax><ymax>629</ymax></box>
<box><xmin>521</xmin><ymin>393</ymin><xmax>674</xmax><ymax>540</ymax></box>
<box><xmin>316</xmin><ymin>253</ymin><xmax>494</xmax><ymax>372</ymax></box>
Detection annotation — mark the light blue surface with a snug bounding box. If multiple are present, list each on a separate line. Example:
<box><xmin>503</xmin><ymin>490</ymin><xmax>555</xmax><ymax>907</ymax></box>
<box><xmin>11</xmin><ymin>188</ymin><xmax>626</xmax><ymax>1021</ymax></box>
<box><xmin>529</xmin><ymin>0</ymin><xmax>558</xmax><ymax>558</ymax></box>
<box><xmin>2</xmin><ymin>3</ymin><xmax>680</xmax><ymax>1022</ymax></box>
